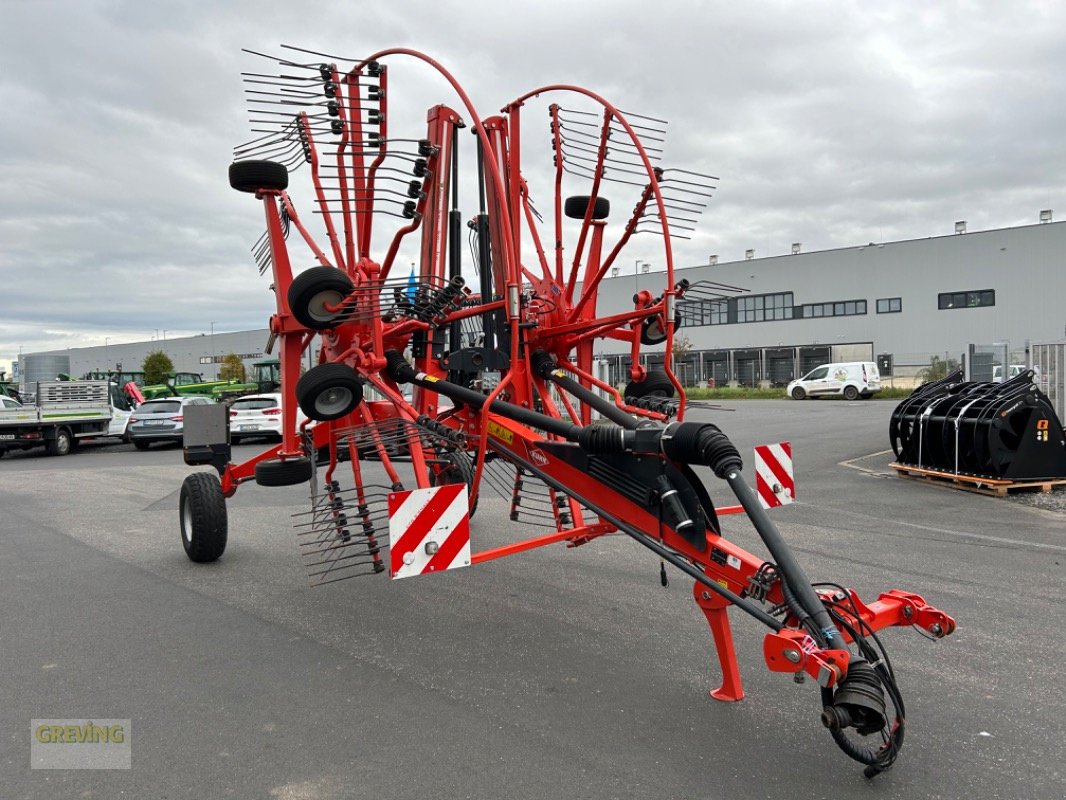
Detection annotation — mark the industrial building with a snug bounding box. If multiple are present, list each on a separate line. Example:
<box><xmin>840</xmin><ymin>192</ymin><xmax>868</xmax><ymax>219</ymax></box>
<box><xmin>592</xmin><ymin>215</ymin><xmax>1066</xmax><ymax>388</ymax></box>
<box><xmin>16</xmin><ymin>216</ymin><xmax>1065</xmax><ymax>394</ymax></box>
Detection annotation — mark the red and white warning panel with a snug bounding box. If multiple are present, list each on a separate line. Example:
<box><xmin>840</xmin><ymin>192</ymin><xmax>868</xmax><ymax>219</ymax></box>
<box><xmin>755</xmin><ymin>442</ymin><xmax>795</xmax><ymax>508</ymax></box>
<box><xmin>388</xmin><ymin>483</ymin><xmax>472</xmax><ymax>580</ymax></box>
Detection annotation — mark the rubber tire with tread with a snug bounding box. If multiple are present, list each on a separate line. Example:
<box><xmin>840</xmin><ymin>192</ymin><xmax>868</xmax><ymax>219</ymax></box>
<box><xmin>430</xmin><ymin>450</ymin><xmax>478</xmax><ymax>518</ymax></box>
<box><xmin>287</xmin><ymin>266</ymin><xmax>355</xmax><ymax>330</ymax></box>
<box><xmin>296</xmin><ymin>363</ymin><xmax>364</xmax><ymax>421</ymax></box>
<box><xmin>254</xmin><ymin>457</ymin><xmax>313</xmax><ymax>487</ymax></box>
<box><xmin>791</xmin><ymin>387</ymin><xmax>806</xmax><ymax>400</ymax></box>
<box><xmin>180</xmin><ymin>472</ymin><xmax>228</xmax><ymax>563</ymax></box>
<box><xmin>133</xmin><ymin>440</ymin><xmax>151</xmax><ymax>450</ymax></box>
<box><xmin>843</xmin><ymin>385</ymin><xmax>860</xmax><ymax>401</ymax></box>
<box><xmin>46</xmin><ymin>428</ymin><xmax>72</xmax><ymax>456</ymax></box>
<box><xmin>563</xmin><ymin>195</ymin><xmax>610</xmax><ymax>220</ymax></box>
<box><xmin>625</xmin><ymin>367</ymin><xmax>676</xmax><ymax>399</ymax></box>
<box><xmin>229</xmin><ymin>160</ymin><xmax>288</xmax><ymax>193</ymax></box>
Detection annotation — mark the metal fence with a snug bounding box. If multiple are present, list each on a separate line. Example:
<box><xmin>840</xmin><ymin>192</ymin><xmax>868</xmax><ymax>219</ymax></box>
<box><xmin>1031</xmin><ymin>341</ymin><xmax>1066</xmax><ymax>423</ymax></box>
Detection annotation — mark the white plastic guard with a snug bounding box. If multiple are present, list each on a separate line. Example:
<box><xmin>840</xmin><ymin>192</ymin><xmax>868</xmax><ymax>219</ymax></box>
<box><xmin>388</xmin><ymin>483</ymin><xmax>471</xmax><ymax>579</ymax></box>
<box><xmin>755</xmin><ymin>442</ymin><xmax>795</xmax><ymax>508</ymax></box>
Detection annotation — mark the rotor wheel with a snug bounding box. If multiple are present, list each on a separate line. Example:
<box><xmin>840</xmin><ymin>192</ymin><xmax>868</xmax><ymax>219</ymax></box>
<box><xmin>296</xmin><ymin>364</ymin><xmax>364</xmax><ymax>421</ymax></box>
<box><xmin>229</xmin><ymin>160</ymin><xmax>288</xmax><ymax>193</ymax></box>
<box><xmin>625</xmin><ymin>367</ymin><xmax>676</xmax><ymax>399</ymax></box>
<box><xmin>254</xmin><ymin>457</ymin><xmax>313</xmax><ymax>487</ymax></box>
<box><xmin>288</xmin><ymin>266</ymin><xmax>355</xmax><ymax>330</ymax></box>
<box><xmin>430</xmin><ymin>450</ymin><xmax>478</xmax><ymax>518</ymax></box>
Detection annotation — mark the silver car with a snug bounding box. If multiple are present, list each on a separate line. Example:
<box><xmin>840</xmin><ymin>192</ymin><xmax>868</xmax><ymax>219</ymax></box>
<box><xmin>128</xmin><ymin>396</ymin><xmax>215</xmax><ymax>449</ymax></box>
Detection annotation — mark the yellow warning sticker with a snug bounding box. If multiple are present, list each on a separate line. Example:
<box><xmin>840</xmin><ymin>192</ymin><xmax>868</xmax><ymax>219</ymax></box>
<box><xmin>487</xmin><ymin>420</ymin><xmax>514</xmax><ymax>444</ymax></box>
<box><xmin>423</xmin><ymin>375</ymin><xmax>439</xmax><ymax>383</ymax></box>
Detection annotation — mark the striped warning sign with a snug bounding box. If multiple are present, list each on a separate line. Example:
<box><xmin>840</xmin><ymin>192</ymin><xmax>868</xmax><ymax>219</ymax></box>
<box><xmin>755</xmin><ymin>442</ymin><xmax>794</xmax><ymax>508</ymax></box>
<box><xmin>388</xmin><ymin>483</ymin><xmax>471</xmax><ymax>580</ymax></box>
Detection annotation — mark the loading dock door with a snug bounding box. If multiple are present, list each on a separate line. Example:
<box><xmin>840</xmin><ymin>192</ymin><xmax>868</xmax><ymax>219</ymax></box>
<box><xmin>766</xmin><ymin>348</ymin><xmax>795</xmax><ymax>387</ymax></box>
<box><xmin>735</xmin><ymin>349</ymin><xmax>760</xmax><ymax>387</ymax></box>
<box><xmin>799</xmin><ymin>346</ymin><xmax>831</xmax><ymax>376</ymax></box>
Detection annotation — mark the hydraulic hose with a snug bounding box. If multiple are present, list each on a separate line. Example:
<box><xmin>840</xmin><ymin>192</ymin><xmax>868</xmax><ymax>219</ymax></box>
<box><xmin>530</xmin><ymin>350</ymin><xmax>639</xmax><ymax>429</ymax></box>
<box><xmin>384</xmin><ymin>350</ymin><xmax>581</xmax><ymax>440</ymax></box>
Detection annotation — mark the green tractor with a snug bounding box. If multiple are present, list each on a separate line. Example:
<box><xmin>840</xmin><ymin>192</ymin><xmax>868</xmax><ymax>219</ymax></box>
<box><xmin>139</xmin><ymin>359</ymin><xmax>280</xmax><ymax>402</ymax></box>
<box><xmin>0</xmin><ymin>370</ymin><xmax>23</xmax><ymax>403</ymax></box>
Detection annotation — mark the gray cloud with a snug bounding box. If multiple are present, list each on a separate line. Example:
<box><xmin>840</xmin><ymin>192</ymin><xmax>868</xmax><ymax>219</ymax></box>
<box><xmin>2</xmin><ymin>0</ymin><xmax>1064</xmax><ymax>374</ymax></box>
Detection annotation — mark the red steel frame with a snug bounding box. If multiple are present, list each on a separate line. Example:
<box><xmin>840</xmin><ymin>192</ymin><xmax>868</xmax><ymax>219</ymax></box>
<box><xmin>221</xmin><ymin>46</ymin><xmax>955</xmax><ymax>715</ymax></box>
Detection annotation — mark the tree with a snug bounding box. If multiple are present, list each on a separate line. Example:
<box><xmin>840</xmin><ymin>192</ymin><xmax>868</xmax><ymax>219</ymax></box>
<box><xmin>142</xmin><ymin>350</ymin><xmax>174</xmax><ymax>385</ymax></box>
<box><xmin>218</xmin><ymin>353</ymin><xmax>246</xmax><ymax>383</ymax></box>
<box><xmin>919</xmin><ymin>355</ymin><xmax>960</xmax><ymax>383</ymax></box>
<box><xmin>671</xmin><ymin>334</ymin><xmax>693</xmax><ymax>360</ymax></box>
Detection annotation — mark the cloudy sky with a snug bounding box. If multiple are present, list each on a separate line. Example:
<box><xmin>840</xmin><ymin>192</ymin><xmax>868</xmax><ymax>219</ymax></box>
<box><xmin>2</xmin><ymin>0</ymin><xmax>1064</xmax><ymax>375</ymax></box>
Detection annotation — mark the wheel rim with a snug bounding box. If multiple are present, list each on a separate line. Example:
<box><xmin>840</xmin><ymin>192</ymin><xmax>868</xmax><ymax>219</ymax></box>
<box><xmin>307</xmin><ymin>289</ymin><xmax>345</xmax><ymax>323</ymax></box>
<box><xmin>315</xmin><ymin>385</ymin><xmax>353</xmax><ymax>417</ymax></box>
<box><xmin>181</xmin><ymin>497</ymin><xmax>193</xmax><ymax>544</ymax></box>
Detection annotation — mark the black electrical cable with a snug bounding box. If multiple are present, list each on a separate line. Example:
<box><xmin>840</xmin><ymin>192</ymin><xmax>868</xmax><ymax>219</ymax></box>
<box><xmin>818</xmin><ymin>599</ymin><xmax>907</xmax><ymax>777</ymax></box>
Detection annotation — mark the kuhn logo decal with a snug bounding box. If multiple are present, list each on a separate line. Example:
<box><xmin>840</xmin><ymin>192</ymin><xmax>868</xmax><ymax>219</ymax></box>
<box><xmin>529</xmin><ymin>448</ymin><xmax>549</xmax><ymax>466</ymax></box>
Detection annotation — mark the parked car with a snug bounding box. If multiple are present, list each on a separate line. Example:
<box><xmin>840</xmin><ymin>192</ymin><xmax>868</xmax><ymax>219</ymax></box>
<box><xmin>787</xmin><ymin>361</ymin><xmax>881</xmax><ymax>400</ymax></box>
<box><xmin>229</xmin><ymin>393</ymin><xmax>306</xmax><ymax>443</ymax></box>
<box><xmin>128</xmin><ymin>396</ymin><xmax>216</xmax><ymax>449</ymax></box>
<box><xmin>991</xmin><ymin>364</ymin><xmax>1027</xmax><ymax>383</ymax></box>
<box><xmin>1</xmin><ymin>396</ymin><xmax>24</xmax><ymax>410</ymax></box>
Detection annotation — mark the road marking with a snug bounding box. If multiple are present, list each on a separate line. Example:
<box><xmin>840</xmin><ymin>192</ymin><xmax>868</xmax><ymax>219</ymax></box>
<box><xmin>839</xmin><ymin>449</ymin><xmax>895</xmax><ymax>474</ymax></box>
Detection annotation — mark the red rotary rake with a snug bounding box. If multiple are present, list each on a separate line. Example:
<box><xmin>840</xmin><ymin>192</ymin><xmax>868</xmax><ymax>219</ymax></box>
<box><xmin>177</xmin><ymin>45</ymin><xmax>955</xmax><ymax>776</ymax></box>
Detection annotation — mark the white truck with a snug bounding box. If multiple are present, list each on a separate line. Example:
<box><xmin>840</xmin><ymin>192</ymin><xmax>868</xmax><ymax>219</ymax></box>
<box><xmin>0</xmin><ymin>380</ymin><xmax>133</xmax><ymax>457</ymax></box>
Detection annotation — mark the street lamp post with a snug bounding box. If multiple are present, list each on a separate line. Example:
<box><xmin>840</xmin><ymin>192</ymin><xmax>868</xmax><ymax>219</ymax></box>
<box><xmin>210</xmin><ymin>322</ymin><xmax>217</xmax><ymax>379</ymax></box>
<box><xmin>634</xmin><ymin>259</ymin><xmax>650</xmax><ymax>299</ymax></box>
<box><xmin>105</xmin><ymin>337</ymin><xmax>111</xmax><ymax>373</ymax></box>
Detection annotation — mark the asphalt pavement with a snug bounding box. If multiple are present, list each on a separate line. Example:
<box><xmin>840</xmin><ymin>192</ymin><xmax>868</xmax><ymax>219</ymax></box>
<box><xmin>1</xmin><ymin>400</ymin><xmax>1064</xmax><ymax>799</ymax></box>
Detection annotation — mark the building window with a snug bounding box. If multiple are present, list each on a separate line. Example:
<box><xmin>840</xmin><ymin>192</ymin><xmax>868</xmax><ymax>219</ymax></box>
<box><xmin>938</xmin><ymin>290</ymin><xmax>995</xmax><ymax>310</ymax></box>
<box><xmin>736</xmin><ymin>292</ymin><xmax>793</xmax><ymax>323</ymax></box>
<box><xmin>877</xmin><ymin>297</ymin><xmax>902</xmax><ymax>313</ymax></box>
<box><xmin>678</xmin><ymin>298</ymin><xmax>728</xmax><ymax>327</ymax></box>
<box><xmin>798</xmin><ymin>299</ymin><xmax>867</xmax><ymax>318</ymax></box>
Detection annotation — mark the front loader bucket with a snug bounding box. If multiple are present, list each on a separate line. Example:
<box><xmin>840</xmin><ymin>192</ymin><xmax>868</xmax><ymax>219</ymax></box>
<box><xmin>889</xmin><ymin>369</ymin><xmax>1066</xmax><ymax>480</ymax></box>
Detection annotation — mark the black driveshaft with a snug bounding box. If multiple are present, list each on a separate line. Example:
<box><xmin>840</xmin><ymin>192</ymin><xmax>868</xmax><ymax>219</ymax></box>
<box><xmin>530</xmin><ymin>350</ymin><xmax>638</xmax><ymax>429</ymax></box>
<box><xmin>385</xmin><ymin>350</ymin><xmax>581</xmax><ymax>440</ymax></box>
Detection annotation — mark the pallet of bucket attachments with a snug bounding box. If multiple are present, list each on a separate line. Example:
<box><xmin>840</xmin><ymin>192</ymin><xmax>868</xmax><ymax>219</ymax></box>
<box><xmin>889</xmin><ymin>368</ymin><xmax>1066</xmax><ymax>481</ymax></box>
<box><xmin>888</xmin><ymin>463</ymin><xmax>1066</xmax><ymax>496</ymax></box>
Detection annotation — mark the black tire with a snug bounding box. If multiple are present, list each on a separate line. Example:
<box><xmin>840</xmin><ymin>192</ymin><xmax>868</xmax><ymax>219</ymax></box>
<box><xmin>254</xmin><ymin>457</ymin><xmax>313</xmax><ymax>487</ymax></box>
<box><xmin>791</xmin><ymin>387</ymin><xmax>806</xmax><ymax>400</ymax></box>
<box><xmin>229</xmin><ymin>160</ymin><xmax>288</xmax><ymax>193</ymax></box>
<box><xmin>564</xmin><ymin>194</ymin><xmax>610</xmax><ymax>220</ymax></box>
<box><xmin>287</xmin><ymin>266</ymin><xmax>355</xmax><ymax>330</ymax></box>
<box><xmin>180</xmin><ymin>472</ymin><xmax>228</xmax><ymax>563</ymax></box>
<box><xmin>625</xmin><ymin>368</ymin><xmax>676</xmax><ymax>399</ymax></box>
<box><xmin>843</xmin><ymin>385</ymin><xmax>860</xmax><ymax>401</ymax></box>
<box><xmin>133</xmin><ymin>440</ymin><xmax>151</xmax><ymax>450</ymax></box>
<box><xmin>46</xmin><ymin>428</ymin><xmax>72</xmax><ymax>456</ymax></box>
<box><xmin>430</xmin><ymin>450</ymin><xmax>478</xmax><ymax>518</ymax></box>
<box><xmin>296</xmin><ymin>363</ymin><xmax>364</xmax><ymax>421</ymax></box>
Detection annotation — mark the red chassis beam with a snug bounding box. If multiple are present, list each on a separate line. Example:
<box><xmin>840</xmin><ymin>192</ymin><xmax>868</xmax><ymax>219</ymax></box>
<box><xmin>451</xmin><ymin>408</ymin><xmax>955</xmax><ymax>701</ymax></box>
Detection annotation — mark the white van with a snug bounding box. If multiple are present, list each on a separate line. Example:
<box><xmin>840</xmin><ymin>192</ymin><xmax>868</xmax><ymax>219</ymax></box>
<box><xmin>991</xmin><ymin>364</ymin><xmax>1026</xmax><ymax>383</ymax></box>
<box><xmin>787</xmin><ymin>362</ymin><xmax>881</xmax><ymax>400</ymax></box>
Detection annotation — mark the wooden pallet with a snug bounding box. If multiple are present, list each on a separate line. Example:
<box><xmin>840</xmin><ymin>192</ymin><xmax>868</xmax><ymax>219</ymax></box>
<box><xmin>889</xmin><ymin>463</ymin><xmax>1066</xmax><ymax>496</ymax></box>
